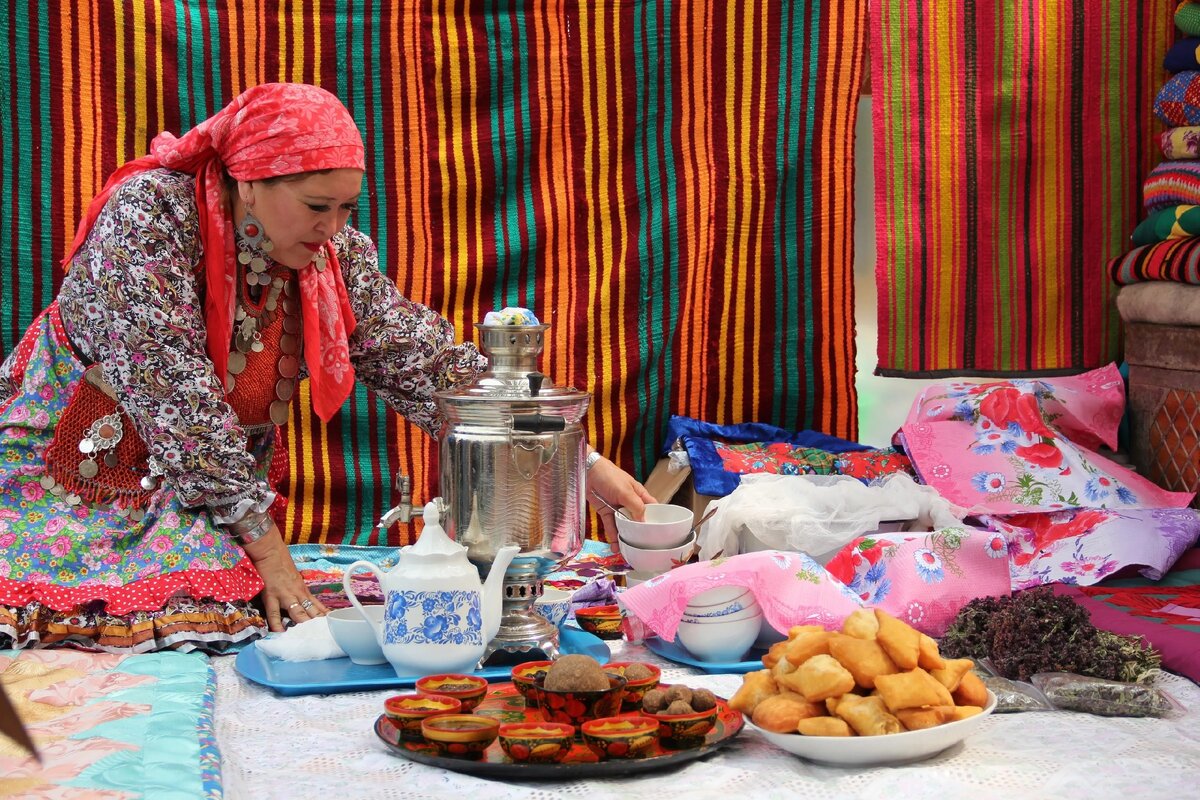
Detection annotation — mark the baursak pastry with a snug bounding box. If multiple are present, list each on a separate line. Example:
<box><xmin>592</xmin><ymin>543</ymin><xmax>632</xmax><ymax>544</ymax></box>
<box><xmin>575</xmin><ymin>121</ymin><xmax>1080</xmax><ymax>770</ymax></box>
<box><xmin>750</xmin><ymin>693</ymin><xmax>826</xmax><ymax>733</ymax></box>
<box><xmin>729</xmin><ymin>669</ymin><xmax>779</xmax><ymax>715</ymax></box>
<box><xmin>833</xmin><ymin>694</ymin><xmax>903</xmax><ymax>736</ymax></box>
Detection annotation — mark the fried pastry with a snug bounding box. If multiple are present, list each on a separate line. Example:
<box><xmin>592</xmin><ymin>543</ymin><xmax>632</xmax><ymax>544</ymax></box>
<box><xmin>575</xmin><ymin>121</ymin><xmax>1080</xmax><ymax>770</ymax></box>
<box><xmin>751</xmin><ymin>693</ymin><xmax>827</xmax><ymax>733</ymax></box>
<box><xmin>841</xmin><ymin>608</ymin><xmax>880</xmax><ymax>640</ymax></box>
<box><xmin>917</xmin><ymin>633</ymin><xmax>946</xmax><ymax>670</ymax></box>
<box><xmin>797</xmin><ymin>716</ymin><xmax>854</xmax><ymax>737</ymax></box>
<box><xmin>828</xmin><ymin>633</ymin><xmax>898</xmax><ymax>689</ymax></box>
<box><xmin>951</xmin><ymin>670</ymin><xmax>990</xmax><ymax>708</ymax></box>
<box><xmin>874</xmin><ymin>667</ymin><xmax>954</xmax><ymax>712</ymax></box>
<box><xmin>833</xmin><ymin>694</ymin><xmax>902</xmax><ymax>736</ymax></box>
<box><xmin>874</xmin><ymin>609</ymin><xmax>921</xmax><ymax>670</ymax></box>
<box><xmin>783</xmin><ymin>629</ymin><xmax>833</xmax><ymax>667</ymax></box>
<box><xmin>728</xmin><ymin>669</ymin><xmax>779</xmax><ymax>715</ymax></box>
<box><xmin>930</xmin><ymin>658</ymin><xmax>975</xmax><ymax>692</ymax></box>
<box><xmin>796</xmin><ymin>654</ymin><xmax>856</xmax><ymax>702</ymax></box>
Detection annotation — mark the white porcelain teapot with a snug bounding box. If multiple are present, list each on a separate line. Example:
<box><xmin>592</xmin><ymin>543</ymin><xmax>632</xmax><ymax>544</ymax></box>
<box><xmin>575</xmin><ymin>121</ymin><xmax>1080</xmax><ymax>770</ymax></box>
<box><xmin>344</xmin><ymin>499</ymin><xmax>519</xmax><ymax>677</ymax></box>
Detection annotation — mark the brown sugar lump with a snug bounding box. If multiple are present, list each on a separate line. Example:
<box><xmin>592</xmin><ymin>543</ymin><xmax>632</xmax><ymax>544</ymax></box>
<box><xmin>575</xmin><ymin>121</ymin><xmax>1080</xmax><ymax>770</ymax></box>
<box><xmin>690</xmin><ymin>688</ymin><xmax>718</xmax><ymax>712</ymax></box>
<box><xmin>623</xmin><ymin>663</ymin><xmax>655</xmax><ymax>683</ymax></box>
<box><xmin>543</xmin><ymin>654</ymin><xmax>610</xmax><ymax>691</ymax></box>
<box><xmin>795</xmin><ymin>654</ymin><xmax>857</xmax><ymax>702</ymax></box>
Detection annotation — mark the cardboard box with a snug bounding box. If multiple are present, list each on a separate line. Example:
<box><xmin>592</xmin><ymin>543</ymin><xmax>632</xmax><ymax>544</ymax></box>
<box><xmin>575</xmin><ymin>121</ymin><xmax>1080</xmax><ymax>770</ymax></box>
<box><xmin>642</xmin><ymin>457</ymin><xmax>719</xmax><ymax>528</ymax></box>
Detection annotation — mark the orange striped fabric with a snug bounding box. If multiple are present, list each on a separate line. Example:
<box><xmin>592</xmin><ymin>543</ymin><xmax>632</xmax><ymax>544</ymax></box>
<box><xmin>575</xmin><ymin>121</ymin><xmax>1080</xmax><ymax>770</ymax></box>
<box><xmin>0</xmin><ymin>1</ymin><xmax>864</xmax><ymax>545</ymax></box>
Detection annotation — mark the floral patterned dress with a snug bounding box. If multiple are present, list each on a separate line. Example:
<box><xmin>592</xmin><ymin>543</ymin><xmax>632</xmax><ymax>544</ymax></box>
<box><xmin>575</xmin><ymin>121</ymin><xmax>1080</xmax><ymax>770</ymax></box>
<box><xmin>0</xmin><ymin>169</ymin><xmax>484</xmax><ymax>653</ymax></box>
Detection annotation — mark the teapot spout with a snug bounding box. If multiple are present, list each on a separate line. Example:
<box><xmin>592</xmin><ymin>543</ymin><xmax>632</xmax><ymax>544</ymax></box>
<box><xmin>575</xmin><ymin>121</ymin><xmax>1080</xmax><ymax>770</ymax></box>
<box><xmin>482</xmin><ymin>545</ymin><xmax>520</xmax><ymax>642</ymax></box>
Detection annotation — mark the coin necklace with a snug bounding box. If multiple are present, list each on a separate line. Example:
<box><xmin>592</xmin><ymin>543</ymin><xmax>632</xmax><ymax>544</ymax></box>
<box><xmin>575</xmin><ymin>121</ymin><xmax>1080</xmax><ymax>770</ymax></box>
<box><xmin>227</xmin><ymin>234</ymin><xmax>301</xmax><ymax>426</ymax></box>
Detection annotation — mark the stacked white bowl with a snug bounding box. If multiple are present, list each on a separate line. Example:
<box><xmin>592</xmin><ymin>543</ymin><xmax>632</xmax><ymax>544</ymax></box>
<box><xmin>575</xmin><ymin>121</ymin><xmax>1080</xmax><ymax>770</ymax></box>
<box><xmin>675</xmin><ymin>586</ymin><xmax>762</xmax><ymax>663</ymax></box>
<box><xmin>615</xmin><ymin>503</ymin><xmax>696</xmax><ymax>580</ymax></box>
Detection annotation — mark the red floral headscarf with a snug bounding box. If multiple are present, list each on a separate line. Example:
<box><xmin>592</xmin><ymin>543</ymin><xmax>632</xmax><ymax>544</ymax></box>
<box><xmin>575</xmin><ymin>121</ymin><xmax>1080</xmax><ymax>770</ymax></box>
<box><xmin>63</xmin><ymin>82</ymin><xmax>365</xmax><ymax>422</ymax></box>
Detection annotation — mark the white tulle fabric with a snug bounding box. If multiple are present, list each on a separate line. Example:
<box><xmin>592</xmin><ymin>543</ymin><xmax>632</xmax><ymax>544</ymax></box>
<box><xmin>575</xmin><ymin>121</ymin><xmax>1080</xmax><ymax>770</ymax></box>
<box><xmin>213</xmin><ymin>640</ymin><xmax>1200</xmax><ymax>799</ymax></box>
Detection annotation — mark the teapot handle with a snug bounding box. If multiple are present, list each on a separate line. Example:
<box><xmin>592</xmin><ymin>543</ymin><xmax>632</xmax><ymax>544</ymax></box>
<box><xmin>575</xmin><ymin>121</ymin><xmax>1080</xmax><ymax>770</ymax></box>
<box><xmin>344</xmin><ymin>560</ymin><xmax>386</xmax><ymax>645</ymax></box>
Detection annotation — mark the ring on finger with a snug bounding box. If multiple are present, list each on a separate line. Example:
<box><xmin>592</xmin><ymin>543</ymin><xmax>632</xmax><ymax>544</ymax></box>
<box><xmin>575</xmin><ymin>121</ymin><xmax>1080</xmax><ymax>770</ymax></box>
<box><xmin>287</xmin><ymin>602</ymin><xmax>300</xmax><ymax>610</ymax></box>
<box><xmin>301</xmin><ymin>600</ymin><xmax>315</xmax><ymax>611</ymax></box>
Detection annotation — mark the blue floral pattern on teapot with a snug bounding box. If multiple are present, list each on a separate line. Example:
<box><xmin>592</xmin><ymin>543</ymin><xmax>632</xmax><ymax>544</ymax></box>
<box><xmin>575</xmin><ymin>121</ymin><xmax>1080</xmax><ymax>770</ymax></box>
<box><xmin>384</xmin><ymin>589</ymin><xmax>483</xmax><ymax>646</ymax></box>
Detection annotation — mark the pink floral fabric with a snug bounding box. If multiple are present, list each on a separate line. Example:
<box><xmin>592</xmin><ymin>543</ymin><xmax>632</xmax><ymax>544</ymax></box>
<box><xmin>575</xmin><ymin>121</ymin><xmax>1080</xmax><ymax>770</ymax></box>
<box><xmin>984</xmin><ymin>507</ymin><xmax>1200</xmax><ymax>590</ymax></box>
<box><xmin>899</xmin><ymin>364</ymin><xmax>1194</xmax><ymax>514</ymax></box>
<box><xmin>619</xmin><ymin>530</ymin><xmax>1012</xmax><ymax>641</ymax></box>
<box><xmin>824</xmin><ymin>529</ymin><xmax>1012</xmax><ymax>636</ymax></box>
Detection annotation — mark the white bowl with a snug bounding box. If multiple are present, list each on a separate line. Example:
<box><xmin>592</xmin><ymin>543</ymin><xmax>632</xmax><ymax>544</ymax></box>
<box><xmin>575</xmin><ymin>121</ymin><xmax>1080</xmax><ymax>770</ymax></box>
<box><xmin>615</xmin><ymin>503</ymin><xmax>695</xmax><ymax>549</ymax></box>
<box><xmin>684</xmin><ymin>585</ymin><xmax>753</xmax><ymax>608</ymax></box>
<box><xmin>623</xmin><ymin>570</ymin><xmax>657</xmax><ymax>588</ymax></box>
<box><xmin>750</xmin><ymin>690</ymin><xmax>998</xmax><ymax>766</ymax></box>
<box><xmin>618</xmin><ymin>531</ymin><xmax>697</xmax><ymax>574</ymax></box>
<box><xmin>535</xmin><ymin>587</ymin><xmax>572</xmax><ymax>628</ymax></box>
<box><xmin>676</xmin><ymin>611</ymin><xmax>763</xmax><ymax>663</ymax></box>
<box><xmin>327</xmin><ymin>605</ymin><xmax>386</xmax><ymax>665</ymax></box>
<box><xmin>681</xmin><ymin>596</ymin><xmax>762</xmax><ymax>624</ymax></box>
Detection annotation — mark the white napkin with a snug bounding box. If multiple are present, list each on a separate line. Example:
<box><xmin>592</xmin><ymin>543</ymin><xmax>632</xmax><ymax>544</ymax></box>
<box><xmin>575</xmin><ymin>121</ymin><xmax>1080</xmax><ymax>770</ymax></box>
<box><xmin>255</xmin><ymin>616</ymin><xmax>348</xmax><ymax>662</ymax></box>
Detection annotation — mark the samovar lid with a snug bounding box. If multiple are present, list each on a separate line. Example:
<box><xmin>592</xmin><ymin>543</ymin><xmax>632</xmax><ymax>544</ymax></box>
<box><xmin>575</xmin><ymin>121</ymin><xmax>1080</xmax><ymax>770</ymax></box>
<box><xmin>434</xmin><ymin>323</ymin><xmax>590</xmax><ymax>405</ymax></box>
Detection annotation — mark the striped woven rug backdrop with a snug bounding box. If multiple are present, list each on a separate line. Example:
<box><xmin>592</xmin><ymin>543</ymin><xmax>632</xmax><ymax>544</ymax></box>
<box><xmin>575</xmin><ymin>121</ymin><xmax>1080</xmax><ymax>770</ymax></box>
<box><xmin>870</xmin><ymin>1</ymin><xmax>1173</xmax><ymax>377</ymax></box>
<box><xmin>0</xmin><ymin>1</ymin><xmax>863</xmax><ymax>545</ymax></box>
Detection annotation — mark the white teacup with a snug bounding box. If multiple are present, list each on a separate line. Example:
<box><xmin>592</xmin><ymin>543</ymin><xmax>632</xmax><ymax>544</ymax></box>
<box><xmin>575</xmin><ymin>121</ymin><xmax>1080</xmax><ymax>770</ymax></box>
<box><xmin>327</xmin><ymin>605</ymin><xmax>387</xmax><ymax>665</ymax></box>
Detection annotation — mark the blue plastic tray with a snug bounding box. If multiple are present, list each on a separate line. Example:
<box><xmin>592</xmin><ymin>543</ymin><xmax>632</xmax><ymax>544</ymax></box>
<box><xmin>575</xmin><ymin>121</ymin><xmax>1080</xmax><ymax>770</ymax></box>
<box><xmin>234</xmin><ymin>625</ymin><xmax>610</xmax><ymax>696</ymax></box>
<box><xmin>642</xmin><ymin>635</ymin><xmax>765</xmax><ymax>674</ymax></box>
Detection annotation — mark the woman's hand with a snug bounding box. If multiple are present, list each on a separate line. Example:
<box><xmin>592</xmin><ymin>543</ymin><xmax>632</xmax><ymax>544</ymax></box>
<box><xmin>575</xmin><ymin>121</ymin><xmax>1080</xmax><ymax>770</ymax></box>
<box><xmin>241</xmin><ymin>524</ymin><xmax>329</xmax><ymax>631</ymax></box>
<box><xmin>585</xmin><ymin>454</ymin><xmax>657</xmax><ymax>545</ymax></box>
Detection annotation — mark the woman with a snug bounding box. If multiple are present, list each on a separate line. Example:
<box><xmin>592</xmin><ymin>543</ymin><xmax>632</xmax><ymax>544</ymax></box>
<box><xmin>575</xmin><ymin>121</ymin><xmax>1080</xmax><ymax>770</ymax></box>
<box><xmin>0</xmin><ymin>83</ymin><xmax>653</xmax><ymax>654</ymax></box>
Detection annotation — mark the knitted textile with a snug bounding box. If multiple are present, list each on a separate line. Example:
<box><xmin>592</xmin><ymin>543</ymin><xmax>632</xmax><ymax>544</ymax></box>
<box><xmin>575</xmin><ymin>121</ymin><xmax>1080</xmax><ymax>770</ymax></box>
<box><xmin>1155</xmin><ymin>71</ymin><xmax>1200</xmax><ymax>127</ymax></box>
<box><xmin>1166</xmin><ymin>37</ymin><xmax>1200</xmax><ymax>72</ymax></box>
<box><xmin>1132</xmin><ymin>205</ymin><xmax>1200</xmax><ymax>246</ymax></box>
<box><xmin>1162</xmin><ymin>127</ymin><xmax>1200</xmax><ymax>159</ymax></box>
<box><xmin>1109</xmin><ymin>237</ymin><xmax>1200</xmax><ymax>285</ymax></box>
<box><xmin>1144</xmin><ymin>161</ymin><xmax>1200</xmax><ymax>209</ymax></box>
<box><xmin>1178</xmin><ymin>0</ymin><xmax>1200</xmax><ymax>36</ymax></box>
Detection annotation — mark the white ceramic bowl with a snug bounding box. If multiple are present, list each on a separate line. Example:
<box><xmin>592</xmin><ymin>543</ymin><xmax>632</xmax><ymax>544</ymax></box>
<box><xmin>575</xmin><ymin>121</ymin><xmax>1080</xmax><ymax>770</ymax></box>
<box><xmin>623</xmin><ymin>570</ymin><xmax>657</xmax><ymax>588</ymax></box>
<box><xmin>327</xmin><ymin>605</ymin><xmax>386</xmax><ymax>665</ymax></box>
<box><xmin>535</xmin><ymin>587</ymin><xmax>572</xmax><ymax>628</ymax></box>
<box><xmin>615</xmin><ymin>503</ymin><xmax>695</xmax><ymax>549</ymax></box>
<box><xmin>676</xmin><ymin>611</ymin><xmax>763</xmax><ymax>663</ymax></box>
<box><xmin>618</xmin><ymin>531</ymin><xmax>697</xmax><ymax>574</ymax></box>
<box><xmin>750</xmin><ymin>690</ymin><xmax>998</xmax><ymax>766</ymax></box>
<box><xmin>681</xmin><ymin>595</ymin><xmax>762</xmax><ymax>624</ymax></box>
<box><xmin>684</xmin><ymin>585</ymin><xmax>753</xmax><ymax>608</ymax></box>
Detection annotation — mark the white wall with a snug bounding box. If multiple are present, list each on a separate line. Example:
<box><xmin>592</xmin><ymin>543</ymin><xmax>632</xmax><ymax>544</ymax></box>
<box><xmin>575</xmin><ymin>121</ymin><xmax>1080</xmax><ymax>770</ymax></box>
<box><xmin>853</xmin><ymin>96</ymin><xmax>946</xmax><ymax>447</ymax></box>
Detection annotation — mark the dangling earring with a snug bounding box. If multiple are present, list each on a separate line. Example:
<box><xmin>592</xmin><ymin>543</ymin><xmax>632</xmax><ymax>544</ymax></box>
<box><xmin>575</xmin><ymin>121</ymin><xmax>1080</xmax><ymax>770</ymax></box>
<box><xmin>238</xmin><ymin>208</ymin><xmax>265</xmax><ymax>249</ymax></box>
<box><xmin>238</xmin><ymin>207</ymin><xmax>274</xmax><ymax>252</ymax></box>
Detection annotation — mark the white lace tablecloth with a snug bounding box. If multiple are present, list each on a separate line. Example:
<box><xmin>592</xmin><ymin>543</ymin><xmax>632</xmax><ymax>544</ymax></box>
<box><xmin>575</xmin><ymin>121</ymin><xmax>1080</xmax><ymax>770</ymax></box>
<box><xmin>213</xmin><ymin>640</ymin><xmax>1200</xmax><ymax>800</ymax></box>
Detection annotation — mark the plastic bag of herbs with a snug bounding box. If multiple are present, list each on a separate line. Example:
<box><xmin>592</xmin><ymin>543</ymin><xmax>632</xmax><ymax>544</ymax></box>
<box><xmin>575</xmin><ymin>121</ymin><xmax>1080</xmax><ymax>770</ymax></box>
<box><xmin>1030</xmin><ymin>672</ymin><xmax>1184</xmax><ymax>718</ymax></box>
<box><xmin>939</xmin><ymin>587</ymin><xmax>1162</xmax><ymax>685</ymax></box>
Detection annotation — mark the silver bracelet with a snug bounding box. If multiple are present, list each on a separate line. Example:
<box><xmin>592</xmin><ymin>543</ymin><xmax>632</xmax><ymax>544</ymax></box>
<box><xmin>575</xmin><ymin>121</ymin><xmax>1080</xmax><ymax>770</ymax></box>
<box><xmin>585</xmin><ymin>450</ymin><xmax>603</xmax><ymax>471</ymax></box>
<box><xmin>226</xmin><ymin>511</ymin><xmax>273</xmax><ymax>545</ymax></box>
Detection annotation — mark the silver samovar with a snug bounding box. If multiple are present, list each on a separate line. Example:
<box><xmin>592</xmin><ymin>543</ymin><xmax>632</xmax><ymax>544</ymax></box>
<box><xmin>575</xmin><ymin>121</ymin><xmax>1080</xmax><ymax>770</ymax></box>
<box><xmin>431</xmin><ymin>323</ymin><xmax>589</xmax><ymax>662</ymax></box>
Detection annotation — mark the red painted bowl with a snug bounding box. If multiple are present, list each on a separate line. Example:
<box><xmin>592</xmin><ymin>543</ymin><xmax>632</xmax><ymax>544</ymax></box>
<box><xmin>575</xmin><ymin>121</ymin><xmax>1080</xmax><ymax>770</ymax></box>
<box><xmin>532</xmin><ymin>674</ymin><xmax>628</xmax><ymax>732</ymax></box>
<box><xmin>581</xmin><ymin>715</ymin><xmax>660</xmax><ymax>759</ymax></box>
<box><xmin>382</xmin><ymin>693</ymin><xmax>462</xmax><ymax>742</ymax></box>
<box><xmin>497</xmin><ymin>721</ymin><xmax>576</xmax><ymax>763</ymax></box>
<box><xmin>415</xmin><ymin>673</ymin><xmax>489</xmax><ymax>712</ymax></box>
<box><xmin>510</xmin><ymin>660</ymin><xmax>554</xmax><ymax>708</ymax></box>
<box><xmin>574</xmin><ymin>605</ymin><xmax>624</xmax><ymax>640</ymax></box>
<box><xmin>420</xmin><ymin>714</ymin><xmax>500</xmax><ymax>759</ymax></box>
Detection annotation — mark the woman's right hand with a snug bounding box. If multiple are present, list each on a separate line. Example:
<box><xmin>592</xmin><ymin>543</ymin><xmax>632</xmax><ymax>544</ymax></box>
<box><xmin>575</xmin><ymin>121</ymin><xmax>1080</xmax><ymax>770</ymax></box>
<box><xmin>241</xmin><ymin>524</ymin><xmax>329</xmax><ymax>631</ymax></box>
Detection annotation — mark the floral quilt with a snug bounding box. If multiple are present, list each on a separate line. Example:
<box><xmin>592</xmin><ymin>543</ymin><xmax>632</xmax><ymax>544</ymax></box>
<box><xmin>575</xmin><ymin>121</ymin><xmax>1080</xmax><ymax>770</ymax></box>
<box><xmin>900</xmin><ymin>363</ymin><xmax>1194</xmax><ymax>513</ymax></box>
